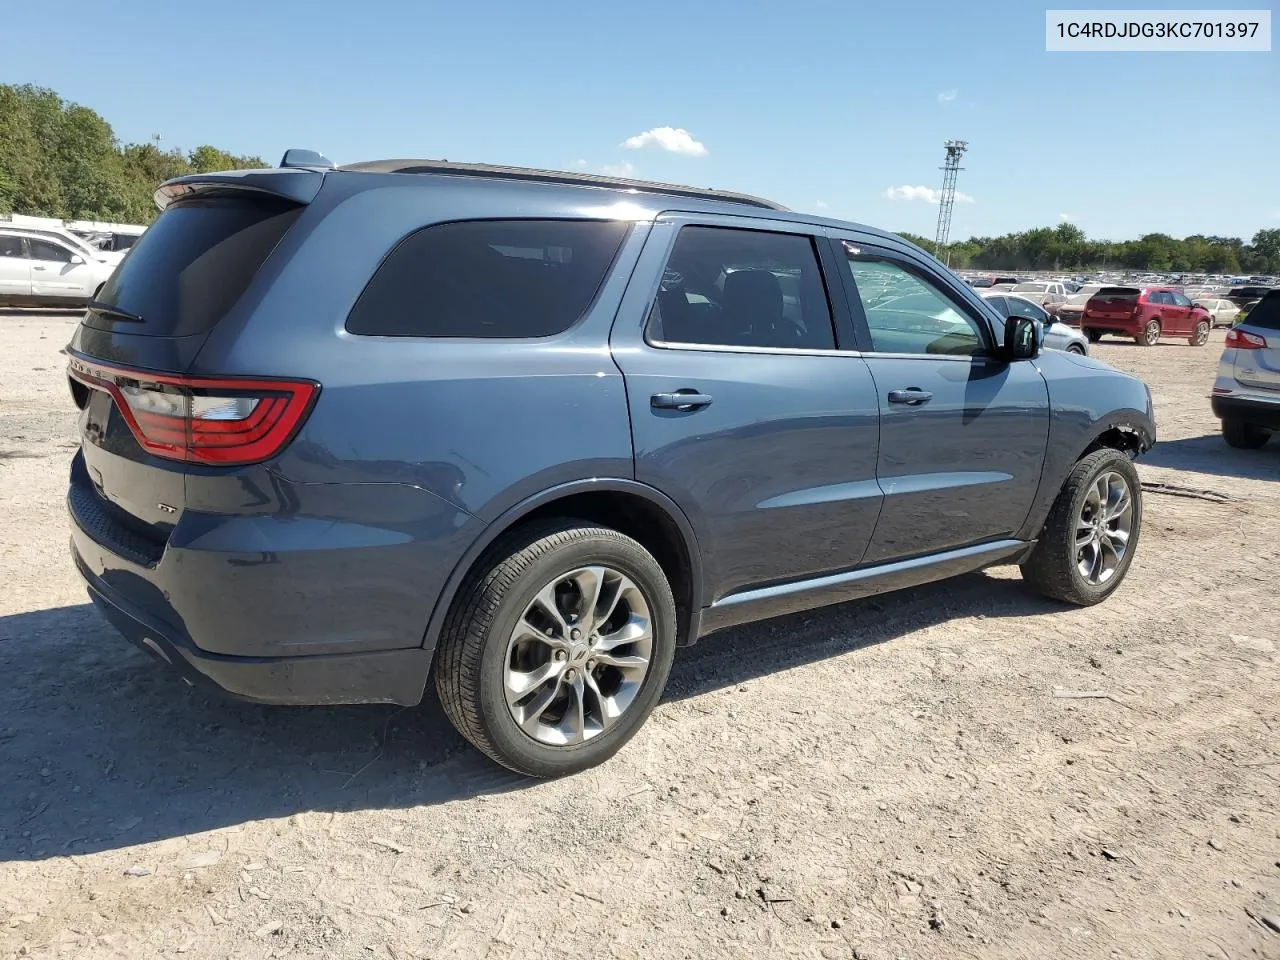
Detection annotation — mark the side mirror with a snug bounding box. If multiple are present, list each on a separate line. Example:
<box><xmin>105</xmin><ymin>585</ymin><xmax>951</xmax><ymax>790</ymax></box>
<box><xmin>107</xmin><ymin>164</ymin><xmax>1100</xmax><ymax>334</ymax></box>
<box><xmin>69</xmin><ymin>254</ymin><xmax>84</xmax><ymax>265</ymax></box>
<box><xmin>1004</xmin><ymin>316</ymin><xmax>1040</xmax><ymax>360</ymax></box>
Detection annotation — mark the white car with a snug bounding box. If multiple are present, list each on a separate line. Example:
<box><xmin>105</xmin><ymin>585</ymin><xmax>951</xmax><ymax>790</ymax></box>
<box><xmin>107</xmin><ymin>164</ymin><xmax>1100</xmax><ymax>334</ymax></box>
<box><xmin>0</xmin><ymin>229</ymin><xmax>118</xmax><ymax>307</ymax></box>
<box><xmin>1008</xmin><ymin>281</ymin><xmax>1068</xmax><ymax>307</ymax></box>
<box><xmin>1195</xmin><ymin>298</ymin><xmax>1240</xmax><ymax>328</ymax></box>
<box><xmin>981</xmin><ymin>292</ymin><xmax>1090</xmax><ymax>355</ymax></box>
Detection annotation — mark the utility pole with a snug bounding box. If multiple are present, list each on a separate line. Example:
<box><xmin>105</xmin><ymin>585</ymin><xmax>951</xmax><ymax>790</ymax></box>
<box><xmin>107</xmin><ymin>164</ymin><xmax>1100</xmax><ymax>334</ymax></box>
<box><xmin>933</xmin><ymin>139</ymin><xmax>968</xmax><ymax>267</ymax></box>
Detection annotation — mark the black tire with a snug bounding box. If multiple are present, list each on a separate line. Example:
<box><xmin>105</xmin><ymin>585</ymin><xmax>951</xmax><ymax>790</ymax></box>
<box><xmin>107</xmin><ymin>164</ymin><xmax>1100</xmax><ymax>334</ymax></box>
<box><xmin>1190</xmin><ymin>320</ymin><xmax>1210</xmax><ymax>346</ymax></box>
<box><xmin>1222</xmin><ymin>418</ymin><xmax>1269</xmax><ymax>449</ymax></box>
<box><xmin>434</xmin><ymin>521</ymin><xmax>677</xmax><ymax>778</ymax></box>
<box><xmin>1020</xmin><ymin>448</ymin><xmax>1143</xmax><ymax>606</ymax></box>
<box><xmin>1085</xmin><ymin>329</ymin><xmax>1103</xmax><ymax>343</ymax></box>
<box><xmin>1136</xmin><ymin>319</ymin><xmax>1161</xmax><ymax>346</ymax></box>
<box><xmin>1067</xmin><ymin>343</ymin><xmax>1086</xmax><ymax>355</ymax></box>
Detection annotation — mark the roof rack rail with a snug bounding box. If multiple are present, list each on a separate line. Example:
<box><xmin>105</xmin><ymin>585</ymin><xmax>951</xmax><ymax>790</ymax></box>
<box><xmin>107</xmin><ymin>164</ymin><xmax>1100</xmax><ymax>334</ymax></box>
<box><xmin>337</xmin><ymin>158</ymin><xmax>788</xmax><ymax>211</ymax></box>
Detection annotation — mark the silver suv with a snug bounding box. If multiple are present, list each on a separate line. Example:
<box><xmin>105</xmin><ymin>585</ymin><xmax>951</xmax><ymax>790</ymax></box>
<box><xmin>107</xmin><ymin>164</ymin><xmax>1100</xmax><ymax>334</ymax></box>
<box><xmin>1213</xmin><ymin>289</ymin><xmax>1280</xmax><ymax>448</ymax></box>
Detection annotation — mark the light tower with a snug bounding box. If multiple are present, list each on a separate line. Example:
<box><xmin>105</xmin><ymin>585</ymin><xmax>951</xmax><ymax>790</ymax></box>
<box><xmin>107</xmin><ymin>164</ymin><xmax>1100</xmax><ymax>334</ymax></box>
<box><xmin>933</xmin><ymin>139</ymin><xmax>968</xmax><ymax>266</ymax></box>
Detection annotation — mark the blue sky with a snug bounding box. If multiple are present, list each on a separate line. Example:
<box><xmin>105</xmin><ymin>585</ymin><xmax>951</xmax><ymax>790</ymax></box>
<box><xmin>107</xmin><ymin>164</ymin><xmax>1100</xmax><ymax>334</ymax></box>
<box><xmin>4</xmin><ymin>0</ymin><xmax>1276</xmax><ymax>240</ymax></box>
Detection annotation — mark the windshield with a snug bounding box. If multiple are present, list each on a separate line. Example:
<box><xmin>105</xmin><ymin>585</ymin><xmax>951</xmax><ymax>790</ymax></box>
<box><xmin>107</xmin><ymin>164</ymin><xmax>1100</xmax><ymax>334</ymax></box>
<box><xmin>1012</xmin><ymin>283</ymin><xmax>1049</xmax><ymax>293</ymax></box>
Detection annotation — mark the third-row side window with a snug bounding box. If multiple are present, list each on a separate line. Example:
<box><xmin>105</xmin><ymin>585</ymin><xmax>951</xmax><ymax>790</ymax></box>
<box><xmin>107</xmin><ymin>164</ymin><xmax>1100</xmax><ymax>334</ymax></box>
<box><xmin>346</xmin><ymin>219</ymin><xmax>630</xmax><ymax>338</ymax></box>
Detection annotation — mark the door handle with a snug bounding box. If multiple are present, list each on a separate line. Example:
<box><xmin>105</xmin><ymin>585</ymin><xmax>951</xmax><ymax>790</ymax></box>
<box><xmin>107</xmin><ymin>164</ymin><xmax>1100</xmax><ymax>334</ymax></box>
<box><xmin>32</xmin><ymin>266</ymin><xmax>48</xmax><ymax>271</ymax></box>
<box><xmin>887</xmin><ymin>388</ymin><xmax>933</xmax><ymax>405</ymax></box>
<box><xmin>651</xmin><ymin>391</ymin><xmax>713</xmax><ymax>411</ymax></box>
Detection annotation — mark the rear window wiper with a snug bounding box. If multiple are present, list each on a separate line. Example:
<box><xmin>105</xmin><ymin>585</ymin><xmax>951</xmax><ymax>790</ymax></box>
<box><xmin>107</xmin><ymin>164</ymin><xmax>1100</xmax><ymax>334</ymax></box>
<box><xmin>87</xmin><ymin>300</ymin><xmax>145</xmax><ymax>324</ymax></box>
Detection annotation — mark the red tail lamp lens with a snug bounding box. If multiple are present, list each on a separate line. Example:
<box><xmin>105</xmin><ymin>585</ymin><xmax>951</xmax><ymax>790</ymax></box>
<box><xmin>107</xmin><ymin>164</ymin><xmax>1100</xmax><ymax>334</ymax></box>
<box><xmin>68</xmin><ymin>358</ymin><xmax>318</xmax><ymax>465</ymax></box>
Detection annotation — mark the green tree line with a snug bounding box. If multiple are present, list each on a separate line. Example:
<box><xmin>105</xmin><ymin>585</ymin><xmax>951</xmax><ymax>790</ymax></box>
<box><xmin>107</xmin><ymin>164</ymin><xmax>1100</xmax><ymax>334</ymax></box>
<box><xmin>900</xmin><ymin>221</ymin><xmax>1280</xmax><ymax>275</ymax></box>
<box><xmin>0</xmin><ymin>84</ymin><xmax>265</xmax><ymax>224</ymax></box>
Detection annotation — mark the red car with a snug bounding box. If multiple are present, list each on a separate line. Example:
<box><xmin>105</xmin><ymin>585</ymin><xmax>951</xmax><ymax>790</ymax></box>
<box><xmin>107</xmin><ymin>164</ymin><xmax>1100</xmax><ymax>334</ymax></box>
<box><xmin>1082</xmin><ymin>287</ymin><xmax>1213</xmax><ymax>347</ymax></box>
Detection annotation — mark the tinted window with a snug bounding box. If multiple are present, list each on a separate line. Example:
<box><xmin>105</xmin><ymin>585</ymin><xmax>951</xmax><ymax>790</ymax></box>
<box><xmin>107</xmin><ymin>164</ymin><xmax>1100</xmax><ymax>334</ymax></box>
<box><xmin>0</xmin><ymin>236</ymin><xmax>23</xmax><ymax>258</ymax></box>
<box><xmin>646</xmin><ymin>226</ymin><xmax>834</xmax><ymax>350</ymax></box>
<box><xmin>347</xmin><ymin>220</ymin><xmax>629</xmax><ymax>338</ymax></box>
<box><xmin>1170</xmin><ymin>292</ymin><xmax>1192</xmax><ymax>307</ymax></box>
<box><xmin>29</xmin><ymin>239</ymin><xmax>72</xmax><ymax>263</ymax></box>
<box><xmin>90</xmin><ymin>197</ymin><xmax>302</xmax><ymax>337</ymax></box>
<box><xmin>1243</xmin><ymin>291</ymin><xmax>1280</xmax><ymax>330</ymax></box>
<box><xmin>847</xmin><ymin>257</ymin><xmax>988</xmax><ymax>357</ymax></box>
<box><xmin>1007</xmin><ymin>297</ymin><xmax>1048</xmax><ymax>321</ymax></box>
<box><xmin>1094</xmin><ymin>287</ymin><xmax>1140</xmax><ymax>302</ymax></box>
<box><xmin>985</xmin><ymin>296</ymin><xmax>1010</xmax><ymax>316</ymax></box>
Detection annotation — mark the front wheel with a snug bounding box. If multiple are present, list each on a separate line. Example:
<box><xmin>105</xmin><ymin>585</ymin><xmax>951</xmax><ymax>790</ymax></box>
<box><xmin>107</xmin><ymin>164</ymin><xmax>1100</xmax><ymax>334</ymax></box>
<box><xmin>1067</xmin><ymin>343</ymin><xmax>1086</xmax><ymax>355</ymax></box>
<box><xmin>435</xmin><ymin>521</ymin><xmax>677</xmax><ymax>778</ymax></box>
<box><xmin>1222</xmin><ymin>418</ymin><xmax>1269</xmax><ymax>449</ymax></box>
<box><xmin>1190</xmin><ymin>320</ymin><xmax>1210</xmax><ymax>346</ymax></box>
<box><xmin>1020</xmin><ymin>449</ymin><xmax>1142</xmax><ymax>606</ymax></box>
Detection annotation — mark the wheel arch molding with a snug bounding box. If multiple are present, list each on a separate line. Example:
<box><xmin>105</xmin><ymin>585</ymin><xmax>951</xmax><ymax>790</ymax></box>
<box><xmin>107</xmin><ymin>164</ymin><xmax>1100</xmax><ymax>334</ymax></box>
<box><xmin>420</xmin><ymin>479</ymin><xmax>706</xmax><ymax>659</ymax></box>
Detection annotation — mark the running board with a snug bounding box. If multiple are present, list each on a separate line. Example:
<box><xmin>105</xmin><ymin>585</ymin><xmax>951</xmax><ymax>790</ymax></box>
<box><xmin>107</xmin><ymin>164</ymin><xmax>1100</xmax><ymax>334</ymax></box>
<box><xmin>696</xmin><ymin>539</ymin><xmax>1032</xmax><ymax>638</ymax></box>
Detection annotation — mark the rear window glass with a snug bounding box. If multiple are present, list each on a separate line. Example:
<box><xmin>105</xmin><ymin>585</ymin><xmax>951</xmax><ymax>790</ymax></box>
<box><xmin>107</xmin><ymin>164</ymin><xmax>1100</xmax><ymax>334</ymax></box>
<box><xmin>88</xmin><ymin>198</ymin><xmax>302</xmax><ymax>337</ymax></box>
<box><xmin>1243</xmin><ymin>291</ymin><xmax>1280</xmax><ymax>330</ymax></box>
<box><xmin>1093</xmin><ymin>287</ymin><xmax>1140</xmax><ymax>301</ymax></box>
<box><xmin>345</xmin><ymin>220</ymin><xmax>630</xmax><ymax>338</ymax></box>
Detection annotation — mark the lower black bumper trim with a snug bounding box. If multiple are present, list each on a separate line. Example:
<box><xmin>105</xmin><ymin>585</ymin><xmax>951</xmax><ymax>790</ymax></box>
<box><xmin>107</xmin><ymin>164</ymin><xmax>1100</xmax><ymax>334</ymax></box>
<box><xmin>83</xmin><ymin>568</ymin><xmax>430</xmax><ymax>707</ymax></box>
<box><xmin>1211</xmin><ymin>395</ymin><xmax>1280</xmax><ymax>430</ymax></box>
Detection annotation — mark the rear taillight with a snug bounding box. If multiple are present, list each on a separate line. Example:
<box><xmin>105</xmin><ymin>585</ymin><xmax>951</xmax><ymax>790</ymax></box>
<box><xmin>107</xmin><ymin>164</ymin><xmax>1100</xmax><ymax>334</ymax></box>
<box><xmin>1225</xmin><ymin>328</ymin><xmax>1267</xmax><ymax>350</ymax></box>
<box><xmin>68</xmin><ymin>357</ymin><xmax>317</xmax><ymax>465</ymax></box>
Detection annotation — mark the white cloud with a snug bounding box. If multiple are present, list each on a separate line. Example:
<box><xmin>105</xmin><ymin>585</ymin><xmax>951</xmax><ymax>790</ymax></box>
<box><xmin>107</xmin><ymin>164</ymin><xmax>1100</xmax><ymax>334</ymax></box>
<box><xmin>1060</xmin><ymin>212</ymin><xmax>1073</xmax><ymax>221</ymax></box>
<box><xmin>937</xmin><ymin>89</ymin><xmax>958</xmax><ymax>103</ymax></box>
<box><xmin>621</xmin><ymin>126</ymin><xmax>708</xmax><ymax>157</ymax></box>
<box><xmin>814</xmin><ymin>200</ymin><xmax>829</xmax><ymax>209</ymax></box>
<box><xmin>884</xmin><ymin>185</ymin><xmax>974</xmax><ymax>204</ymax></box>
<box><xmin>598</xmin><ymin>161</ymin><xmax>638</xmax><ymax>178</ymax></box>
<box><xmin>569</xmin><ymin>158</ymin><xmax>588</xmax><ymax>168</ymax></box>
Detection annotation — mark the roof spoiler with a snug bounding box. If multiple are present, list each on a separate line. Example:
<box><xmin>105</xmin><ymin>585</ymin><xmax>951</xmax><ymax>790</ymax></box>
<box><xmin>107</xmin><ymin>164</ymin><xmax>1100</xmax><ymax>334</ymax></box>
<box><xmin>153</xmin><ymin>167</ymin><xmax>326</xmax><ymax>211</ymax></box>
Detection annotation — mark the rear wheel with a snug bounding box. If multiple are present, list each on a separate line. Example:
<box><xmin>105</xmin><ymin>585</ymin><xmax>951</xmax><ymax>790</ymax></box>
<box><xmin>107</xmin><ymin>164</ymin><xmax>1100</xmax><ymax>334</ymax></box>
<box><xmin>1067</xmin><ymin>343</ymin><xmax>1086</xmax><ymax>355</ymax></box>
<box><xmin>1137</xmin><ymin>319</ymin><xmax>1161</xmax><ymax>346</ymax></box>
<box><xmin>1020</xmin><ymin>449</ymin><xmax>1142</xmax><ymax>606</ymax></box>
<box><xmin>1222</xmin><ymin>418</ymin><xmax>1269</xmax><ymax>449</ymax></box>
<box><xmin>1190</xmin><ymin>319</ymin><xmax>1210</xmax><ymax>346</ymax></box>
<box><xmin>434</xmin><ymin>521</ymin><xmax>677</xmax><ymax>778</ymax></box>
<box><xmin>1085</xmin><ymin>329</ymin><xmax>1103</xmax><ymax>343</ymax></box>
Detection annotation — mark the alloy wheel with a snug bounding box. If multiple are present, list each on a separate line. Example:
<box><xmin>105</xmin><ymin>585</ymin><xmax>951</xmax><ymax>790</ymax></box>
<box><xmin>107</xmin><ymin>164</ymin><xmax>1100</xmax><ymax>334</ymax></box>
<box><xmin>1075</xmin><ymin>471</ymin><xmax>1133</xmax><ymax>585</ymax></box>
<box><xmin>503</xmin><ymin>566</ymin><xmax>654</xmax><ymax>746</ymax></box>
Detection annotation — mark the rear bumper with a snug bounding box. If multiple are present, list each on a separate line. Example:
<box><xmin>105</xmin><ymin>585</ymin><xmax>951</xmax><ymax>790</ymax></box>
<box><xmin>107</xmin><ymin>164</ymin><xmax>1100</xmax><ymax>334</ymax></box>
<box><xmin>1212</xmin><ymin>393</ymin><xmax>1280</xmax><ymax>430</ymax></box>
<box><xmin>1082</xmin><ymin>317</ymin><xmax>1140</xmax><ymax>335</ymax></box>
<box><xmin>75</xmin><ymin>545</ymin><xmax>431</xmax><ymax>705</ymax></box>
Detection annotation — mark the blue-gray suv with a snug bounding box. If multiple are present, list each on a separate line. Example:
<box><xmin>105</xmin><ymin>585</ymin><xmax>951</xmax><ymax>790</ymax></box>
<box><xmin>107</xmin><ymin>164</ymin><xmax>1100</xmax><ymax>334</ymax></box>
<box><xmin>66</xmin><ymin>153</ymin><xmax>1156</xmax><ymax>776</ymax></box>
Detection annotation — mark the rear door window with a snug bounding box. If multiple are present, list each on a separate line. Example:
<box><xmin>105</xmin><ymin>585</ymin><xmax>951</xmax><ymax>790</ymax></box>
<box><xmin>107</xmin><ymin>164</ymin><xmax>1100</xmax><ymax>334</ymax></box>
<box><xmin>88</xmin><ymin>197</ymin><xmax>303</xmax><ymax>337</ymax></box>
<box><xmin>346</xmin><ymin>219</ymin><xmax>630</xmax><ymax>338</ymax></box>
<box><xmin>645</xmin><ymin>226</ymin><xmax>835</xmax><ymax>350</ymax></box>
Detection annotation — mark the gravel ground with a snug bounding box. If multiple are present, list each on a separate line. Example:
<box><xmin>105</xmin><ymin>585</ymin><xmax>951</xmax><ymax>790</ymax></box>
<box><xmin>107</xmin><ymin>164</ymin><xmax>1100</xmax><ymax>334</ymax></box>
<box><xmin>1</xmin><ymin>312</ymin><xmax>1277</xmax><ymax>960</ymax></box>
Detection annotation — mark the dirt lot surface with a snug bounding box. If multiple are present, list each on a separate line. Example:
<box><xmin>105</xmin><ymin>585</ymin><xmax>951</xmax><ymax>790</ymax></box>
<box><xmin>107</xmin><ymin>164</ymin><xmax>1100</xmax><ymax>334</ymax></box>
<box><xmin>1</xmin><ymin>312</ymin><xmax>1277</xmax><ymax>960</ymax></box>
